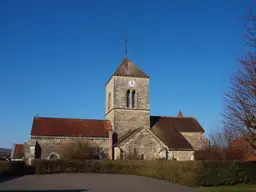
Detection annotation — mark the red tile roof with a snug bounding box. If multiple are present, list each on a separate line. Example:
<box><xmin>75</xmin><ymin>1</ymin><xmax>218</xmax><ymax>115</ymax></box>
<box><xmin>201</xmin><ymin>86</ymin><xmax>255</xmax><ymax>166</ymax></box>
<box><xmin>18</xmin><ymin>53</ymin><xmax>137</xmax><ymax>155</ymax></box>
<box><xmin>13</xmin><ymin>144</ymin><xmax>24</xmax><ymax>159</ymax></box>
<box><xmin>31</xmin><ymin>117</ymin><xmax>112</xmax><ymax>137</ymax></box>
<box><xmin>247</xmin><ymin>155</ymin><xmax>256</xmax><ymax>161</ymax></box>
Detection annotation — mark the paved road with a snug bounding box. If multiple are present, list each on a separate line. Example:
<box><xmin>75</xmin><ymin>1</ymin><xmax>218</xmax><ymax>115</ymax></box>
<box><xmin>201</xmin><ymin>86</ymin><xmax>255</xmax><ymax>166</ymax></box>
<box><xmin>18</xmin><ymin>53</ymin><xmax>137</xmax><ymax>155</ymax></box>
<box><xmin>0</xmin><ymin>173</ymin><xmax>199</xmax><ymax>192</ymax></box>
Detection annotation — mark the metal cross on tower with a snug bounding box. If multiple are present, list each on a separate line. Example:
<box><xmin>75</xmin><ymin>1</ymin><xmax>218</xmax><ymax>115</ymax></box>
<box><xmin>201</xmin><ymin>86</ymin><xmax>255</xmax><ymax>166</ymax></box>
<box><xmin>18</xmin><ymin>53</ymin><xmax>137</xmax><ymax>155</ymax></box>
<box><xmin>125</xmin><ymin>33</ymin><xmax>128</xmax><ymax>58</ymax></box>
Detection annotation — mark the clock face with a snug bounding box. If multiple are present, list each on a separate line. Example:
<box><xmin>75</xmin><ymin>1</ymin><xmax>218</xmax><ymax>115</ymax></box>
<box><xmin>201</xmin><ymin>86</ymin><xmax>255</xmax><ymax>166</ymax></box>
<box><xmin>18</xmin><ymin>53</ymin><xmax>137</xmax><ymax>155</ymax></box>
<box><xmin>129</xmin><ymin>80</ymin><xmax>136</xmax><ymax>87</ymax></box>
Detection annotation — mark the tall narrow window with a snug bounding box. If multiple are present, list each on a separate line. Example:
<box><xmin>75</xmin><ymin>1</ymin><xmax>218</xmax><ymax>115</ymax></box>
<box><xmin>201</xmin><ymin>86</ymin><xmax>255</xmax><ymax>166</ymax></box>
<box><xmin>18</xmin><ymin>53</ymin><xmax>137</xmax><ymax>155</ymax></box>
<box><xmin>108</xmin><ymin>93</ymin><xmax>111</xmax><ymax>111</ymax></box>
<box><xmin>132</xmin><ymin>90</ymin><xmax>136</xmax><ymax>108</ymax></box>
<box><xmin>127</xmin><ymin>90</ymin><xmax>130</xmax><ymax>108</ymax></box>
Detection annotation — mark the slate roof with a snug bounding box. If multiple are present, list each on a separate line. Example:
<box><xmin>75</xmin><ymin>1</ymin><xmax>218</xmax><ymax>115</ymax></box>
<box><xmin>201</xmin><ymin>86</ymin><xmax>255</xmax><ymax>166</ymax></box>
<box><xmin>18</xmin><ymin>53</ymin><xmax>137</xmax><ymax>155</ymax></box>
<box><xmin>13</xmin><ymin>144</ymin><xmax>24</xmax><ymax>159</ymax></box>
<box><xmin>31</xmin><ymin>117</ymin><xmax>111</xmax><ymax>137</ymax></box>
<box><xmin>113</xmin><ymin>58</ymin><xmax>149</xmax><ymax>78</ymax></box>
<box><xmin>151</xmin><ymin>116</ymin><xmax>205</xmax><ymax>133</ymax></box>
<box><xmin>150</xmin><ymin>116</ymin><xmax>205</xmax><ymax>150</ymax></box>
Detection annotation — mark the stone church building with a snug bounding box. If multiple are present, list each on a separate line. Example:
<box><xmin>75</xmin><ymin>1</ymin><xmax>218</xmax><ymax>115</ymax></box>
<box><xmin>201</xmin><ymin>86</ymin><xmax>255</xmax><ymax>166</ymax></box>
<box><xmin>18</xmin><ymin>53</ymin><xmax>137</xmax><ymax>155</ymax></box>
<box><xmin>24</xmin><ymin>57</ymin><xmax>208</xmax><ymax>162</ymax></box>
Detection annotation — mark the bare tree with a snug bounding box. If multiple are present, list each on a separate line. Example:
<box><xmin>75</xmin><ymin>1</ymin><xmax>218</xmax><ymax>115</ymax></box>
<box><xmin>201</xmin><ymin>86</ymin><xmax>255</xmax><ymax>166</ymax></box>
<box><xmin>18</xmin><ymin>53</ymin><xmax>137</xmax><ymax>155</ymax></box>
<box><xmin>194</xmin><ymin>125</ymin><xmax>247</xmax><ymax>161</ymax></box>
<box><xmin>223</xmin><ymin>9</ymin><xmax>256</xmax><ymax>150</ymax></box>
<box><xmin>208</xmin><ymin>124</ymin><xmax>232</xmax><ymax>149</ymax></box>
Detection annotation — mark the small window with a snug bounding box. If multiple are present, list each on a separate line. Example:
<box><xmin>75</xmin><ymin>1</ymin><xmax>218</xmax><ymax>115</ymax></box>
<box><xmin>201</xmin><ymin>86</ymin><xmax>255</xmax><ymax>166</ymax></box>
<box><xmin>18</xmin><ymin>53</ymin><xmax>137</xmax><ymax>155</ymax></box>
<box><xmin>132</xmin><ymin>90</ymin><xmax>136</xmax><ymax>108</ymax></box>
<box><xmin>120</xmin><ymin>151</ymin><xmax>124</xmax><ymax>160</ymax></box>
<box><xmin>127</xmin><ymin>90</ymin><xmax>130</xmax><ymax>108</ymax></box>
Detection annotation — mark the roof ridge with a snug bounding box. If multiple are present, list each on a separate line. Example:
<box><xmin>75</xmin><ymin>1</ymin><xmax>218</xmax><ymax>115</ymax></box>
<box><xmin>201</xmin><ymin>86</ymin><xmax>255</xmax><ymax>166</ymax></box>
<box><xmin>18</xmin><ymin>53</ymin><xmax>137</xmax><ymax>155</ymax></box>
<box><xmin>151</xmin><ymin>115</ymin><xmax>197</xmax><ymax>119</ymax></box>
<box><xmin>34</xmin><ymin>116</ymin><xmax>107</xmax><ymax>121</ymax></box>
<box><xmin>114</xmin><ymin>127</ymin><xmax>143</xmax><ymax>146</ymax></box>
<box><xmin>31</xmin><ymin>117</ymin><xmax>111</xmax><ymax>137</ymax></box>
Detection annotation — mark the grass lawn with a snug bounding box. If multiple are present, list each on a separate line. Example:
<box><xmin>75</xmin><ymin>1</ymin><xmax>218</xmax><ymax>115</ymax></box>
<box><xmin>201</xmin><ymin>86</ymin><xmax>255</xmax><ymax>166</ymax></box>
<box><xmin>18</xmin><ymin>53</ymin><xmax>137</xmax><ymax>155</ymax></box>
<box><xmin>197</xmin><ymin>184</ymin><xmax>256</xmax><ymax>192</ymax></box>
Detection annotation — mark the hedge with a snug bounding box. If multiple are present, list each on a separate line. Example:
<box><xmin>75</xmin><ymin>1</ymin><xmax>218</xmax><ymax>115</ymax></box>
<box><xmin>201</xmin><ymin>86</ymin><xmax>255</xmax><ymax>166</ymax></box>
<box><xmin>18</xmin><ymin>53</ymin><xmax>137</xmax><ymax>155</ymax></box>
<box><xmin>196</xmin><ymin>161</ymin><xmax>256</xmax><ymax>186</ymax></box>
<box><xmin>1</xmin><ymin>160</ymin><xmax>256</xmax><ymax>187</ymax></box>
<box><xmin>32</xmin><ymin>160</ymin><xmax>256</xmax><ymax>186</ymax></box>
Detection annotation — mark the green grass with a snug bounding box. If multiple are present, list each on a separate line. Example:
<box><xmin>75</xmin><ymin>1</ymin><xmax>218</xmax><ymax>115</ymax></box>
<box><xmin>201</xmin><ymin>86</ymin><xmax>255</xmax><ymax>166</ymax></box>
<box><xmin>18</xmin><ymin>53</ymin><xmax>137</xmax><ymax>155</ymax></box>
<box><xmin>197</xmin><ymin>184</ymin><xmax>256</xmax><ymax>192</ymax></box>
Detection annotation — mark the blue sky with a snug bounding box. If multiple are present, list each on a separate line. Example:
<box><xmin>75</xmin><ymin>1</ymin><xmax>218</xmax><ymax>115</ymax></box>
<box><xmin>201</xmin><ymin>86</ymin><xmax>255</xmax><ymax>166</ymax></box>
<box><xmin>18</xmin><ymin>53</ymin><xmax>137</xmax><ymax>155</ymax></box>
<box><xmin>0</xmin><ymin>0</ymin><xmax>255</xmax><ymax>148</ymax></box>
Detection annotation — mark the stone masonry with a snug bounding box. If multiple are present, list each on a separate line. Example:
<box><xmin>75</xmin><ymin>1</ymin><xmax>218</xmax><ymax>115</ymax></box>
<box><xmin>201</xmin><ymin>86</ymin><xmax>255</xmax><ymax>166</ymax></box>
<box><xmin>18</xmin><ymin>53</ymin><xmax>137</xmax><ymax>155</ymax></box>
<box><xmin>168</xmin><ymin>150</ymin><xmax>195</xmax><ymax>161</ymax></box>
<box><xmin>114</xmin><ymin>128</ymin><xmax>167</xmax><ymax>160</ymax></box>
<box><xmin>181</xmin><ymin>132</ymin><xmax>209</xmax><ymax>150</ymax></box>
<box><xmin>25</xmin><ymin>137</ymin><xmax>109</xmax><ymax>162</ymax></box>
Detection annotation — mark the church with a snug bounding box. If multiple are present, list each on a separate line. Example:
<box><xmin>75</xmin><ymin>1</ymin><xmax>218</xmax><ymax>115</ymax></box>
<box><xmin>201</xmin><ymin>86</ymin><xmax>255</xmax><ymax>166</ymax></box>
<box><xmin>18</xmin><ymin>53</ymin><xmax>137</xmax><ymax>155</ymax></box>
<box><xmin>24</xmin><ymin>57</ymin><xmax>208</xmax><ymax>163</ymax></box>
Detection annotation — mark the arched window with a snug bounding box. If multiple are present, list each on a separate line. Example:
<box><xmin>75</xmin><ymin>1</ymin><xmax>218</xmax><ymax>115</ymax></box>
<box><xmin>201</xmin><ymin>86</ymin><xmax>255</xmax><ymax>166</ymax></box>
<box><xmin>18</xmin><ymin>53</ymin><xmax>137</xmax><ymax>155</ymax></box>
<box><xmin>49</xmin><ymin>153</ymin><xmax>59</xmax><ymax>160</ymax></box>
<box><xmin>132</xmin><ymin>90</ymin><xmax>136</xmax><ymax>108</ymax></box>
<box><xmin>127</xmin><ymin>90</ymin><xmax>130</xmax><ymax>108</ymax></box>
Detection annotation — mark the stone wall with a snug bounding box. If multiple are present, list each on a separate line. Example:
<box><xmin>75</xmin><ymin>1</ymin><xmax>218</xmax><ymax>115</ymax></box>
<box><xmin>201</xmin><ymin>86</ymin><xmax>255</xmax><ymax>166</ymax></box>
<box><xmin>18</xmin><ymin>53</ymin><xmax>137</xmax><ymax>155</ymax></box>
<box><xmin>181</xmin><ymin>132</ymin><xmax>208</xmax><ymax>150</ymax></box>
<box><xmin>116</xmin><ymin>128</ymin><xmax>166</xmax><ymax>160</ymax></box>
<box><xmin>105</xmin><ymin>110</ymin><xmax>115</xmax><ymax>131</ymax></box>
<box><xmin>114</xmin><ymin>147</ymin><xmax>121</xmax><ymax>160</ymax></box>
<box><xmin>113</xmin><ymin>109</ymin><xmax>150</xmax><ymax>137</ymax></box>
<box><xmin>25</xmin><ymin>137</ymin><xmax>110</xmax><ymax>160</ymax></box>
<box><xmin>105</xmin><ymin>77</ymin><xmax>114</xmax><ymax>114</ymax></box>
<box><xmin>168</xmin><ymin>150</ymin><xmax>195</xmax><ymax>161</ymax></box>
<box><xmin>113</xmin><ymin>76</ymin><xmax>150</xmax><ymax>110</ymax></box>
<box><xmin>24</xmin><ymin>141</ymin><xmax>34</xmax><ymax>164</ymax></box>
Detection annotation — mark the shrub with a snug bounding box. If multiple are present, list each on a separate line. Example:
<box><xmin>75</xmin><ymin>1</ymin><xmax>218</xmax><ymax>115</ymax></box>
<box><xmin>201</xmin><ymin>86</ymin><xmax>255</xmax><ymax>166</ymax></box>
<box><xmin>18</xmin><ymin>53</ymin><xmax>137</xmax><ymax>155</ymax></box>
<box><xmin>0</xmin><ymin>161</ymin><xmax>34</xmax><ymax>178</ymax></box>
<box><xmin>0</xmin><ymin>161</ymin><xmax>10</xmax><ymax>176</ymax></box>
<box><xmin>61</xmin><ymin>140</ymin><xmax>106</xmax><ymax>160</ymax></box>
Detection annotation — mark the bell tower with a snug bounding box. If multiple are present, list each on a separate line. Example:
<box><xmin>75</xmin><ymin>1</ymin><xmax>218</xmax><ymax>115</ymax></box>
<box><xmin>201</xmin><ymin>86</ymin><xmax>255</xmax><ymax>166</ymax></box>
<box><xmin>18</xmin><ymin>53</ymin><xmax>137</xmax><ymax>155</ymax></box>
<box><xmin>105</xmin><ymin>58</ymin><xmax>150</xmax><ymax>138</ymax></box>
